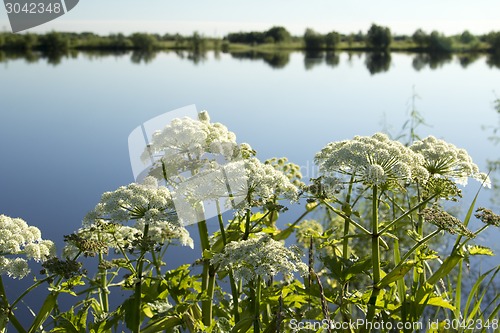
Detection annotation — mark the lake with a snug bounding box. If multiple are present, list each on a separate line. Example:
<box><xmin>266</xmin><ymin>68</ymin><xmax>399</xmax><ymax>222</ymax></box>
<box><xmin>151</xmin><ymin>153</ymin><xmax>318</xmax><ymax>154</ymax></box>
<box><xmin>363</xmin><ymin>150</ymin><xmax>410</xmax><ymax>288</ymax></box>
<box><xmin>0</xmin><ymin>49</ymin><xmax>499</xmax><ymax>321</ymax></box>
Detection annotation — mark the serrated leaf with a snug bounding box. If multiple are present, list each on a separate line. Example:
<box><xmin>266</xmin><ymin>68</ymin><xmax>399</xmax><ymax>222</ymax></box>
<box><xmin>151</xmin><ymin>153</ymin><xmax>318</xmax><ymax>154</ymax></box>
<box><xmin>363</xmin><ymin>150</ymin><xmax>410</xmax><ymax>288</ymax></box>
<box><xmin>467</xmin><ymin>245</ymin><xmax>494</xmax><ymax>256</ymax></box>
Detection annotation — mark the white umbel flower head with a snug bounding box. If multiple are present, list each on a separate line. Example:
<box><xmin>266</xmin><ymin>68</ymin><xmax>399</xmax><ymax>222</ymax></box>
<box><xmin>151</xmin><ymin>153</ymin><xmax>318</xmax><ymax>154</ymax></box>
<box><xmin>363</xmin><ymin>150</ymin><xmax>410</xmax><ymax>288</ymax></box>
<box><xmin>410</xmin><ymin>136</ymin><xmax>491</xmax><ymax>187</ymax></box>
<box><xmin>211</xmin><ymin>233</ymin><xmax>308</xmax><ymax>282</ymax></box>
<box><xmin>241</xmin><ymin>157</ymin><xmax>299</xmax><ymax>207</ymax></box>
<box><xmin>0</xmin><ymin>215</ymin><xmax>56</xmax><ymax>279</ymax></box>
<box><xmin>82</xmin><ymin>177</ymin><xmax>193</xmax><ymax>249</ymax></box>
<box><xmin>142</xmin><ymin>112</ymin><xmax>239</xmax><ymax>181</ymax></box>
<box><xmin>315</xmin><ymin>133</ymin><xmax>429</xmax><ymax>187</ymax></box>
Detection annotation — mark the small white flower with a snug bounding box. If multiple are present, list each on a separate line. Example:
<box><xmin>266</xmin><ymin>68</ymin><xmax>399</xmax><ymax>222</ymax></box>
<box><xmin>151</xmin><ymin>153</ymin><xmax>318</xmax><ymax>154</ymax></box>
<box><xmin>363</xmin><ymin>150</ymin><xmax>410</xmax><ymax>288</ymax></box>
<box><xmin>0</xmin><ymin>215</ymin><xmax>55</xmax><ymax>279</ymax></box>
<box><xmin>211</xmin><ymin>233</ymin><xmax>308</xmax><ymax>282</ymax></box>
<box><xmin>6</xmin><ymin>258</ymin><xmax>30</xmax><ymax>279</ymax></box>
<box><xmin>315</xmin><ymin>132</ymin><xmax>429</xmax><ymax>187</ymax></box>
<box><xmin>410</xmin><ymin>136</ymin><xmax>491</xmax><ymax>187</ymax></box>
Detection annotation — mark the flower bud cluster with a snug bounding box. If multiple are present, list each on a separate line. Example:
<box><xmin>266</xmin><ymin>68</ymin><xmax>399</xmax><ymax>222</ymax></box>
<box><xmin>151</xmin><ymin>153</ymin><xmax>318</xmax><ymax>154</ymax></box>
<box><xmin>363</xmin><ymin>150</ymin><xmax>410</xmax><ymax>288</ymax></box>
<box><xmin>0</xmin><ymin>215</ymin><xmax>55</xmax><ymax>279</ymax></box>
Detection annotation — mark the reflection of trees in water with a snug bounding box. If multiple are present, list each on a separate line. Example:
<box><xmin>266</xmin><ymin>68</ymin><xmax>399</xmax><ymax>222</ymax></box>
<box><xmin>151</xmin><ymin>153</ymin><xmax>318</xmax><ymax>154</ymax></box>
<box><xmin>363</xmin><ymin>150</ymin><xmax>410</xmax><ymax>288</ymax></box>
<box><xmin>457</xmin><ymin>53</ymin><xmax>481</xmax><ymax>68</ymax></box>
<box><xmin>412</xmin><ymin>52</ymin><xmax>452</xmax><ymax>71</ymax></box>
<box><xmin>303</xmin><ymin>51</ymin><xmax>324</xmax><ymax>70</ymax></box>
<box><xmin>130</xmin><ymin>50</ymin><xmax>157</xmax><ymax>64</ymax></box>
<box><xmin>365</xmin><ymin>52</ymin><xmax>391</xmax><ymax>75</ymax></box>
<box><xmin>486</xmin><ymin>52</ymin><xmax>500</xmax><ymax>69</ymax></box>
<box><xmin>229</xmin><ymin>50</ymin><xmax>290</xmax><ymax>69</ymax></box>
<box><xmin>1</xmin><ymin>49</ymin><xmax>499</xmax><ymax>73</ymax></box>
<box><xmin>0</xmin><ymin>50</ymin><xmax>71</xmax><ymax>65</ymax></box>
<box><xmin>81</xmin><ymin>50</ymin><xmax>128</xmax><ymax>61</ymax></box>
<box><xmin>325</xmin><ymin>51</ymin><xmax>340</xmax><ymax>68</ymax></box>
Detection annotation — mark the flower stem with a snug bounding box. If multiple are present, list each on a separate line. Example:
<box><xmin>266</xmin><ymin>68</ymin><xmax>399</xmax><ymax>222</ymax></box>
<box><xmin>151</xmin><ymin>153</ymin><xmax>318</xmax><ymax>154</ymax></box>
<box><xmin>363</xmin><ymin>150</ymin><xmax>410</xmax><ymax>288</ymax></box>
<box><xmin>196</xmin><ymin>208</ymin><xmax>214</xmax><ymax>326</ymax></box>
<box><xmin>343</xmin><ymin>175</ymin><xmax>355</xmax><ymax>259</ymax></box>
<box><xmin>133</xmin><ymin>222</ymin><xmax>150</xmax><ymax>333</ymax></box>
<box><xmin>98</xmin><ymin>251</ymin><xmax>109</xmax><ymax>313</ymax></box>
<box><xmin>216</xmin><ymin>201</ymin><xmax>240</xmax><ymax>323</ymax></box>
<box><xmin>366</xmin><ymin>185</ymin><xmax>380</xmax><ymax>327</ymax></box>
<box><xmin>253</xmin><ymin>276</ymin><xmax>262</xmax><ymax>333</ymax></box>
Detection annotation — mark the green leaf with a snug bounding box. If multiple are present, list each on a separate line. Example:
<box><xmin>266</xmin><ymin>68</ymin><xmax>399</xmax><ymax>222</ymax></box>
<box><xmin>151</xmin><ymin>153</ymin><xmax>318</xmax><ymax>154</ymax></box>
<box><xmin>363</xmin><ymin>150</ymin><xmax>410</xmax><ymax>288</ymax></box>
<box><xmin>467</xmin><ymin>245</ymin><xmax>494</xmax><ymax>256</ymax></box>
<box><xmin>123</xmin><ymin>297</ymin><xmax>140</xmax><ymax>331</ymax></box>
<box><xmin>231</xmin><ymin>316</ymin><xmax>254</xmax><ymax>333</ymax></box>
<box><xmin>423</xmin><ymin>295</ymin><xmax>455</xmax><ymax>311</ymax></box>
<box><xmin>28</xmin><ymin>293</ymin><xmax>57</xmax><ymax>333</ymax></box>
<box><xmin>377</xmin><ymin>261</ymin><xmax>416</xmax><ymax>288</ymax></box>
<box><xmin>142</xmin><ymin>316</ymin><xmax>183</xmax><ymax>333</ymax></box>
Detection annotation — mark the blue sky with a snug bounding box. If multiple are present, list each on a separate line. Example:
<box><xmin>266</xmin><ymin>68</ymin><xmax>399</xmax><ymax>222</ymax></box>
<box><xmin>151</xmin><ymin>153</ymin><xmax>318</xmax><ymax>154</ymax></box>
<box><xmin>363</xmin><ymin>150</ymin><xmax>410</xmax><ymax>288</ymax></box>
<box><xmin>1</xmin><ymin>0</ymin><xmax>499</xmax><ymax>36</ymax></box>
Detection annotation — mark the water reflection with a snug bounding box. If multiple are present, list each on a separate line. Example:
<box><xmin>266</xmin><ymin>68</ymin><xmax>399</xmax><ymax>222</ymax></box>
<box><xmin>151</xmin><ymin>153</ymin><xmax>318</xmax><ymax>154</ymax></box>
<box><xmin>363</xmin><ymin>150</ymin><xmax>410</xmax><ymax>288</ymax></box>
<box><xmin>486</xmin><ymin>52</ymin><xmax>500</xmax><ymax>69</ymax></box>
<box><xmin>303</xmin><ymin>51</ymin><xmax>324</xmax><ymax>70</ymax></box>
<box><xmin>1</xmin><ymin>49</ymin><xmax>499</xmax><ymax>73</ymax></box>
<box><xmin>412</xmin><ymin>52</ymin><xmax>453</xmax><ymax>71</ymax></box>
<box><xmin>365</xmin><ymin>52</ymin><xmax>391</xmax><ymax>75</ymax></box>
<box><xmin>230</xmin><ymin>50</ymin><xmax>290</xmax><ymax>69</ymax></box>
<box><xmin>457</xmin><ymin>53</ymin><xmax>481</xmax><ymax>68</ymax></box>
<box><xmin>0</xmin><ymin>49</ymin><xmax>77</xmax><ymax>65</ymax></box>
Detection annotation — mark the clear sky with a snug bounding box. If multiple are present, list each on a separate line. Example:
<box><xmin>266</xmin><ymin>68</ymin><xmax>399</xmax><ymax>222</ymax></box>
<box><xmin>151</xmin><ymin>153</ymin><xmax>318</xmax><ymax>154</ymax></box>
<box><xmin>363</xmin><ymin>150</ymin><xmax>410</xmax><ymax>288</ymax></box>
<box><xmin>1</xmin><ymin>0</ymin><xmax>499</xmax><ymax>36</ymax></box>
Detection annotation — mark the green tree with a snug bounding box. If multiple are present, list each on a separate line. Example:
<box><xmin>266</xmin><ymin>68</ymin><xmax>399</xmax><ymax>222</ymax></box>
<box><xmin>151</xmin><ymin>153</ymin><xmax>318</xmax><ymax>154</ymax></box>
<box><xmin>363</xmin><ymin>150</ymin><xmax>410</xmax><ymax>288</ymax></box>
<box><xmin>428</xmin><ymin>31</ymin><xmax>453</xmax><ymax>52</ymax></box>
<box><xmin>366</xmin><ymin>24</ymin><xmax>392</xmax><ymax>50</ymax></box>
<box><xmin>412</xmin><ymin>28</ymin><xmax>429</xmax><ymax>47</ymax></box>
<box><xmin>265</xmin><ymin>26</ymin><xmax>291</xmax><ymax>43</ymax></box>
<box><xmin>459</xmin><ymin>30</ymin><xmax>477</xmax><ymax>44</ymax></box>
<box><xmin>486</xmin><ymin>31</ymin><xmax>500</xmax><ymax>53</ymax></box>
<box><xmin>324</xmin><ymin>31</ymin><xmax>341</xmax><ymax>50</ymax></box>
<box><xmin>303</xmin><ymin>28</ymin><xmax>324</xmax><ymax>50</ymax></box>
<box><xmin>130</xmin><ymin>33</ymin><xmax>158</xmax><ymax>51</ymax></box>
<box><xmin>38</xmin><ymin>31</ymin><xmax>70</xmax><ymax>51</ymax></box>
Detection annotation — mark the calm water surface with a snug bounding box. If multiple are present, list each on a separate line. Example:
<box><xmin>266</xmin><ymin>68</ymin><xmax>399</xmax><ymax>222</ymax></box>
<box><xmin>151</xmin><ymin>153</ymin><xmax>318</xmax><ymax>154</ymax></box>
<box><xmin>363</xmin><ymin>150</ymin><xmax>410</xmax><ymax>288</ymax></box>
<box><xmin>0</xmin><ymin>50</ymin><xmax>498</xmax><ymax>319</ymax></box>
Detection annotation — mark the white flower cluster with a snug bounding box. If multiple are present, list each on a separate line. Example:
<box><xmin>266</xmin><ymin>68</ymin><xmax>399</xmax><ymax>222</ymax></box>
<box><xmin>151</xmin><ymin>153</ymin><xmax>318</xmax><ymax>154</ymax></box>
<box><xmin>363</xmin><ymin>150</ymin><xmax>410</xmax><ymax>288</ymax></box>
<box><xmin>82</xmin><ymin>177</ymin><xmax>193</xmax><ymax>250</ymax></box>
<box><xmin>242</xmin><ymin>157</ymin><xmax>299</xmax><ymax>206</ymax></box>
<box><xmin>0</xmin><ymin>215</ymin><xmax>55</xmax><ymax>279</ymax></box>
<box><xmin>410</xmin><ymin>136</ymin><xmax>491</xmax><ymax>187</ymax></box>
<box><xmin>62</xmin><ymin>223</ymin><xmax>140</xmax><ymax>258</ymax></box>
<box><xmin>211</xmin><ymin>233</ymin><xmax>308</xmax><ymax>282</ymax></box>
<box><xmin>83</xmin><ymin>177</ymin><xmax>174</xmax><ymax>225</ymax></box>
<box><xmin>143</xmin><ymin>111</ymin><xmax>239</xmax><ymax>181</ymax></box>
<box><xmin>315</xmin><ymin>133</ymin><xmax>429</xmax><ymax>186</ymax></box>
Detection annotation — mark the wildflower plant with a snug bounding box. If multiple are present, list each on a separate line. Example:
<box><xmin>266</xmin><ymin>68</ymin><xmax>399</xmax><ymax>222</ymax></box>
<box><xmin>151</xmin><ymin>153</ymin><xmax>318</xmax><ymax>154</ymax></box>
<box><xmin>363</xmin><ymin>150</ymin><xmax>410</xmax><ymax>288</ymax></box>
<box><xmin>1</xmin><ymin>110</ymin><xmax>498</xmax><ymax>333</ymax></box>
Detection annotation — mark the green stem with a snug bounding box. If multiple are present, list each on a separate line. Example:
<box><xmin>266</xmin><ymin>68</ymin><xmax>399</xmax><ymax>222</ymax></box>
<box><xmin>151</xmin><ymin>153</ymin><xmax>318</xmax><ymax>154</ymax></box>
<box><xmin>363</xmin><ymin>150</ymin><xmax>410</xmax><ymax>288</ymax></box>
<box><xmin>0</xmin><ymin>276</ymin><xmax>27</xmax><ymax>333</ymax></box>
<box><xmin>244</xmin><ymin>208</ymin><xmax>251</xmax><ymax>240</ymax></box>
<box><xmin>378</xmin><ymin>194</ymin><xmax>437</xmax><ymax>235</ymax></box>
<box><xmin>253</xmin><ymin>276</ymin><xmax>262</xmax><ymax>333</ymax></box>
<box><xmin>216</xmin><ymin>201</ymin><xmax>240</xmax><ymax>323</ymax></box>
<box><xmin>197</xmin><ymin>208</ymin><xmax>214</xmax><ymax>326</ymax></box>
<box><xmin>10</xmin><ymin>276</ymin><xmax>54</xmax><ymax>309</ymax></box>
<box><xmin>398</xmin><ymin>229</ymin><xmax>441</xmax><ymax>265</ymax></box>
<box><xmin>454</xmin><ymin>259</ymin><xmax>463</xmax><ymax>320</ymax></box>
<box><xmin>343</xmin><ymin>175</ymin><xmax>355</xmax><ymax>259</ymax></box>
<box><xmin>321</xmin><ymin>200</ymin><xmax>371</xmax><ymax>236</ymax></box>
<box><xmin>98</xmin><ymin>252</ymin><xmax>109</xmax><ymax>313</ymax></box>
<box><xmin>366</xmin><ymin>185</ymin><xmax>380</xmax><ymax>327</ymax></box>
<box><xmin>133</xmin><ymin>222</ymin><xmax>150</xmax><ymax>333</ymax></box>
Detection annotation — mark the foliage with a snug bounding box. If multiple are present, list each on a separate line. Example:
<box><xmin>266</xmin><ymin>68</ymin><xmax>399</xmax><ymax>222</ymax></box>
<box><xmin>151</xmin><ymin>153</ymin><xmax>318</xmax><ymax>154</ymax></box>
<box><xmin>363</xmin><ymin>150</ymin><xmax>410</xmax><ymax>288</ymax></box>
<box><xmin>366</xmin><ymin>24</ymin><xmax>392</xmax><ymax>50</ymax></box>
<box><xmin>427</xmin><ymin>31</ymin><xmax>453</xmax><ymax>53</ymax></box>
<box><xmin>303</xmin><ymin>28</ymin><xmax>324</xmax><ymax>50</ymax></box>
<box><xmin>0</xmin><ymin>111</ymin><xmax>498</xmax><ymax>333</ymax></box>
<box><xmin>324</xmin><ymin>31</ymin><xmax>341</xmax><ymax>50</ymax></box>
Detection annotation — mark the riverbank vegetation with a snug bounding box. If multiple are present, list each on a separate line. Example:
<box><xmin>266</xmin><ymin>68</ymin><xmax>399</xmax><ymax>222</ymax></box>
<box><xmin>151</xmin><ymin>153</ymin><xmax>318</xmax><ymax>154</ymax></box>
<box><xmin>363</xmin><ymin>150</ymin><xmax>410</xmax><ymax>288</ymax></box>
<box><xmin>1</xmin><ymin>24</ymin><xmax>500</xmax><ymax>55</ymax></box>
<box><xmin>0</xmin><ymin>108</ymin><xmax>499</xmax><ymax>332</ymax></box>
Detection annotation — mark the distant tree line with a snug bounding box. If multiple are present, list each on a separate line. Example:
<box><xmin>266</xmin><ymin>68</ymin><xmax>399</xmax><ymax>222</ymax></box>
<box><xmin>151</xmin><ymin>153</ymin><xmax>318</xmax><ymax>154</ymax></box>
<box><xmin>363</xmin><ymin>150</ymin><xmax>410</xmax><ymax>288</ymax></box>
<box><xmin>225</xmin><ymin>26</ymin><xmax>292</xmax><ymax>44</ymax></box>
<box><xmin>1</xmin><ymin>26</ymin><xmax>500</xmax><ymax>54</ymax></box>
